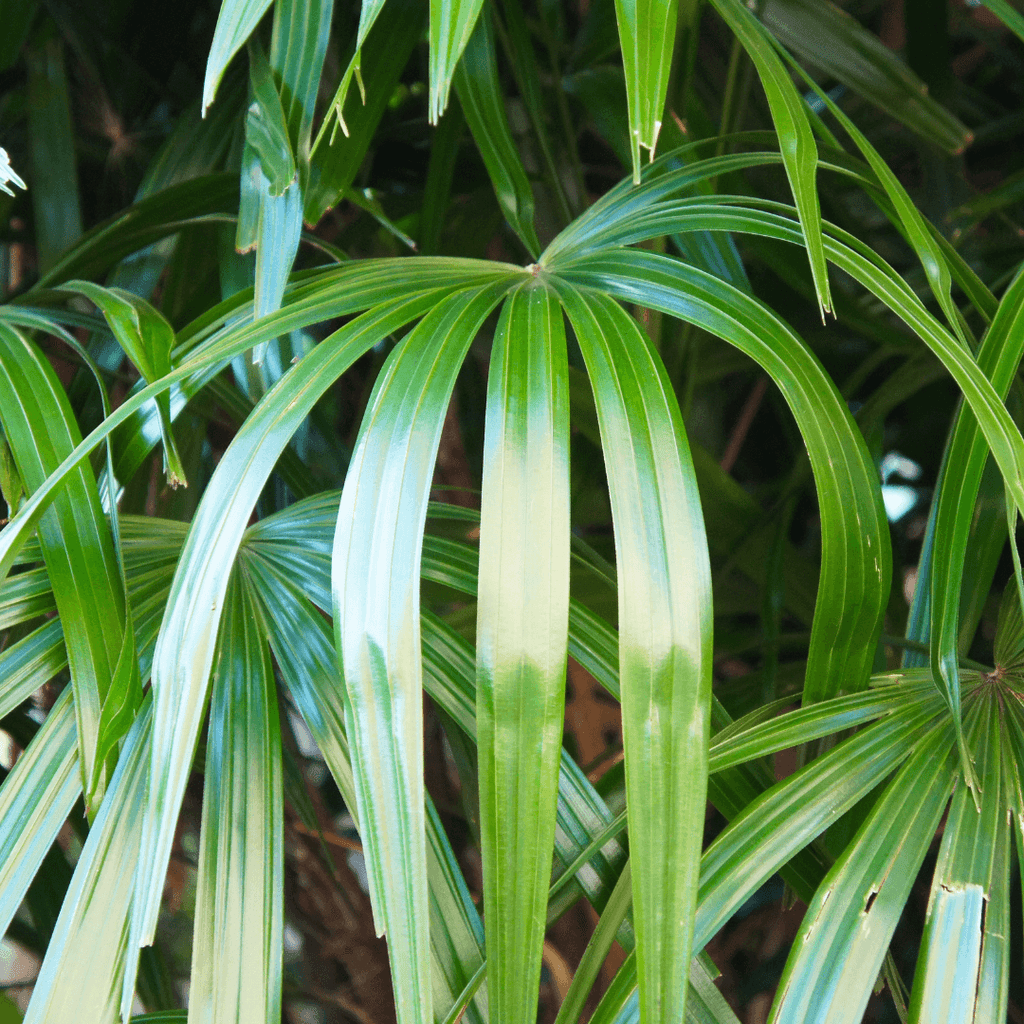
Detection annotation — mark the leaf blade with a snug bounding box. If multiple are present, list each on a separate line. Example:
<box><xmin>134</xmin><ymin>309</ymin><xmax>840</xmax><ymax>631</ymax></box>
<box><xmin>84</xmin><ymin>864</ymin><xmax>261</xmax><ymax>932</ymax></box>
<box><xmin>332</xmin><ymin>281</ymin><xmax>511</xmax><ymax>1024</ymax></box>
<box><xmin>453</xmin><ymin>10</ymin><xmax>541</xmax><ymax>258</ymax></box>
<box><xmin>707</xmin><ymin>0</ymin><xmax>833</xmax><ymax>317</ymax></box>
<box><xmin>554</xmin><ymin>283</ymin><xmax>712</xmax><ymax>1024</ymax></box>
<box><xmin>187</xmin><ymin>574</ymin><xmax>283</xmax><ymax>1024</ymax></box>
<box><xmin>613</xmin><ymin>0</ymin><xmax>680</xmax><ymax>179</ymax></box>
<box><xmin>477</xmin><ymin>284</ymin><xmax>571</xmax><ymax>1024</ymax></box>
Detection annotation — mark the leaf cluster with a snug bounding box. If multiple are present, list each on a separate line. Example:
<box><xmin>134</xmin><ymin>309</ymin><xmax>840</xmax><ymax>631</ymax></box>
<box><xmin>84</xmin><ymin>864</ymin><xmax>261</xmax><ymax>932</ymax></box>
<box><xmin>1</xmin><ymin>0</ymin><xmax>1024</xmax><ymax>1022</ymax></box>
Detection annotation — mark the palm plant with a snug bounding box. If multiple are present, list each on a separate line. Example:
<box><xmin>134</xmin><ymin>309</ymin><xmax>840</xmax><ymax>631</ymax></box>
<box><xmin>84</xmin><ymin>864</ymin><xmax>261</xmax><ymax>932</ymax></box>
<box><xmin>2</xmin><ymin>0</ymin><xmax>1024</xmax><ymax>1022</ymax></box>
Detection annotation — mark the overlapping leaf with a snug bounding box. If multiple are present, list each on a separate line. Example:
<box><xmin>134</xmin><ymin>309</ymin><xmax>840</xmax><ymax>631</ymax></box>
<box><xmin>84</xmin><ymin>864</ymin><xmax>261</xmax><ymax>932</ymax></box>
<box><xmin>557</xmin><ymin>248</ymin><xmax>889</xmax><ymax>702</ymax></box>
<box><xmin>332</xmin><ymin>280</ymin><xmax>513</xmax><ymax>1024</ymax></box>
<box><xmin>129</xmin><ymin>281</ymin><xmax>482</xmax><ymax>961</ymax></box>
<box><xmin>186</xmin><ymin>574</ymin><xmax>283</xmax><ymax>1024</ymax></box>
<box><xmin>0</xmin><ymin>324</ymin><xmax>132</xmax><ymax>808</ymax></box>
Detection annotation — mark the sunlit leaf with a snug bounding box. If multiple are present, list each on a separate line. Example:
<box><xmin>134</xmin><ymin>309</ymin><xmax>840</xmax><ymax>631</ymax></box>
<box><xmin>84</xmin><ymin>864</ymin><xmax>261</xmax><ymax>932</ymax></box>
<box><xmin>477</xmin><ymin>284</ymin><xmax>570</xmax><ymax>1024</ymax></box>
<box><xmin>59</xmin><ymin>281</ymin><xmax>187</xmax><ymax>487</ymax></box>
<box><xmin>23</xmin><ymin>700</ymin><xmax>153</xmax><ymax>1024</ymax></box>
<box><xmin>129</xmin><ymin>283</ymin><xmax>467</xmax><ymax>960</ymax></box>
<box><xmin>554</xmin><ymin>282</ymin><xmax>711</xmax><ymax>1024</ymax></box>
<box><xmin>558</xmin><ymin>249</ymin><xmax>889</xmax><ymax>702</ymax></box>
<box><xmin>332</xmin><ymin>280</ymin><xmax>513</xmax><ymax>1024</ymax></box>
<box><xmin>245</xmin><ymin>39</ymin><xmax>296</xmax><ymax>196</ymax></box>
<box><xmin>0</xmin><ymin>689</ymin><xmax>78</xmax><ymax>939</ymax></box>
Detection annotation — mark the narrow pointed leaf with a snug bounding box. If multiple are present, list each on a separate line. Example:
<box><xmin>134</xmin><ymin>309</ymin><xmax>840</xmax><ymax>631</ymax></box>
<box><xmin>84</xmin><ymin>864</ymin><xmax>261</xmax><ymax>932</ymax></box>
<box><xmin>602</xmin><ymin>201</ymin><xmax>1024</xmax><ymax>523</ymax></box>
<box><xmin>269</xmin><ymin>0</ymin><xmax>333</xmax><ymax>160</ymax></box>
<box><xmin>429</xmin><ymin>0</ymin><xmax>486</xmax><ymax>123</ymax></box>
<box><xmin>22</xmin><ymin>700</ymin><xmax>153</xmax><ymax>1024</ymax></box>
<box><xmin>477</xmin><ymin>284</ymin><xmax>570</xmax><ymax>1024</ymax></box>
<box><xmin>426</xmin><ymin>798</ymin><xmax>490</xmax><ymax>1024</ymax></box>
<box><xmin>613</xmin><ymin>0</ymin><xmax>680</xmax><ymax>179</ymax></box>
<box><xmin>332</xmin><ymin>280</ymin><xmax>511</xmax><ymax>1024</ymax></box>
<box><xmin>187</xmin><ymin>575</ymin><xmax>283</xmax><ymax>1024</ymax></box>
<box><xmin>0</xmin><ymin>139</ymin><xmax>26</xmax><ymax>190</ymax></box>
<box><xmin>202</xmin><ymin>0</ymin><xmax>275</xmax><ymax>114</ymax></box>
<box><xmin>35</xmin><ymin>173</ymin><xmax>239</xmax><ymax>288</ymax></box>
<box><xmin>973</xmin><ymin>716</ymin><xmax>1015</xmax><ymax>1022</ymax></box>
<box><xmin>0</xmin><ymin>436</ymin><xmax>25</xmax><ymax>517</ymax></box>
<box><xmin>909</xmin><ymin>887</ymin><xmax>984</xmax><ymax>1023</ymax></box>
<box><xmin>89</xmin><ymin>605</ymin><xmax>143</xmax><ymax>802</ymax></box>
<box><xmin>453</xmin><ymin>11</ymin><xmax>541</xmax><ymax>257</ymax></box>
<box><xmin>129</xmin><ymin>287</ymin><xmax>458</xmax><ymax>956</ymax></box>
<box><xmin>706</xmin><ymin>0</ymin><xmax>832</xmax><ymax>317</ymax></box>
<box><xmin>251</xmin><ymin>173</ymin><xmax>303</xmax><ymax>363</ymax></box>
<box><xmin>244</xmin><ymin>499</ymin><xmax>632</xmax><ymax>927</ymax></box>
<box><xmin>908</xmin><ymin>696</ymin><xmax>1005</xmax><ymax>1022</ymax></box>
<box><xmin>0</xmin><ymin>261</ymin><xmax>511</xmax><ymax>589</ymax></box>
<box><xmin>708</xmin><ymin>680</ymin><xmax>941</xmax><ymax>770</ymax></box>
<box><xmin>0</xmin><ymin>324</ymin><xmax>129</xmax><ymax>806</ymax></box>
<box><xmin>577</xmin><ymin>693</ymin><xmax>948</xmax><ymax>1024</ymax></box>
<box><xmin>695</xmin><ymin>695</ymin><xmax>944</xmax><ymax>953</ymax></box>
<box><xmin>927</xmin><ymin>268</ymin><xmax>1024</xmax><ymax>784</ymax></box>
<box><xmin>767</xmin><ymin>721</ymin><xmax>956</xmax><ymax>1024</ymax></box>
<box><xmin>562</xmin><ymin>249</ymin><xmax>889</xmax><ymax>701</ymax></box>
<box><xmin>554</xmin><ymin>283</ymin><xmax>711</xmax><ymax>1024</ymax></box>
<box><xmin>0</xmin><ymin>567</ymin><xmax>55</xmax><ymax>629</ymax></box>
<box><xmin>797</xmin><ymin>71</ymin><xmax>969</xmax><ymax>347</ymax></box>
<box><xmin>0</xmin><ymin>689</ymin><xmax>79</xmax><ymax>939</ymax></box>
<box><xmin>59</xmin><ymin>280</ymin><xmax>186</xmax><ymax>486</ymax></box>
<box><xmin>245</xmin><ymin>547</ymin><xmax>492</xmax><ymax>1024</ymax></box>
<box><xmin>246</xmin><ymin>39</ymin><xmax>297</xmax><ymax>196</ymax></box>
<box><xmin>0</xmin><ymin>620</ymin><xmax>67</xmax><ymax>720</ymax></box>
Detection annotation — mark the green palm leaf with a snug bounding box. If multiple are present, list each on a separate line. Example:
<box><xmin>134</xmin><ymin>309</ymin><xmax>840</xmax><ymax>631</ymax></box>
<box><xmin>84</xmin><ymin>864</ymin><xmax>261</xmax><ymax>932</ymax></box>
<box><xmin>332</xmin><ymin>280</ymin><xmax>514</xmax><ymax>1024</ymax></box>
<box><xmin>0</xmin><ymin>689</ymin><xmax>78</xmax><ymax>939</ymax></box>
<box><xmin>927</xmin><ymin>269</ymin><xmax>1024</xmax><ymax>785</ymax></box>
<box><xmin>22</xmin><ymin>700</ymin><xmax>153</xmax><ymax>1024</ymax></box>
<box><xmin>768</xmin><ymin>720</ymin><xmax>957</xmax><ymax>1023</ymax></box>
<box><xmin>187</xmin><ymin>574</ymin><xmax>283</xmax><ymax>1024</ymax></box>
<box><xmin>579</xmin><ymin>690</ymin><xmax>949</xmax><ymax>1024</ymax></box>
<box><xmin>0</xmin><ymin>323</ymin><xmax>132</xmax><ymax>808</ymax></box>
<box><xmin>706</xmin><ymin>0</ymin><xmax>833</xmax><ymax>317</ymax></box>
<box><xmin>907</xmin><ymin>695</ymin><xmax>1007</xmax><ymax>1022</ymax></box>
<box><xmin>429</xmin><ymin>0</ymin><xmax>487</xmax><ymax>123</ymax></box>
<box><xmin>243</xmin><ymin>524</ymin><xmax>493</xmax><ymax>1024</ymax></box>
<box><xmin>0</xmin><ymin>621</ymin><xmax>66</xmax><ymax>719</ymax></box>
<box><xmin>130</xmin><ymin>287</ymin><xmax>459</xmax><ymax>959</ymax></box>
<box><xmin>476</xmin><ymin>283</ymin><xmax>570</xmax><ymax>1024</ymax></box>
<box><xmin>202</xmin><ymin>0</ymin><xmax>275</xmax><ymax>114</ymax></box>
<box><xmin>613</xmin><ymin>0</ymin><xmax>681</xmax><ymax>181</ymax></box>
<box><xmin>559</xmin><ymin>248</ymin><xmax>889</xmax><ymax>701</ymax></box>
<box><xmin>554</xmin><ymin>283</ymin><xmax>711</xmax><ymax>1024</ymax></box>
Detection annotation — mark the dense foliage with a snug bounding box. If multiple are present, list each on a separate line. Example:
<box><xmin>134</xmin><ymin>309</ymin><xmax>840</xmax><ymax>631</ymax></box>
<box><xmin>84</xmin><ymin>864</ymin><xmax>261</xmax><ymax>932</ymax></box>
<box><xmin>3</xmin><ymin>0</ymin><xmax>1024</xmax><ymax>1021</ymax></box>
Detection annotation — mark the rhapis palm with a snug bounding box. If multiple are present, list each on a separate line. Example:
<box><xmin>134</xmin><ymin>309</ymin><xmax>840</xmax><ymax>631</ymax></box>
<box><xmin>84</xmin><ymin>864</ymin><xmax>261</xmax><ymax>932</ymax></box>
<box><xmin>1</xmin><ymin>0</ymin><xmax>1024</xmax><ymax>1021</ymax></box>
